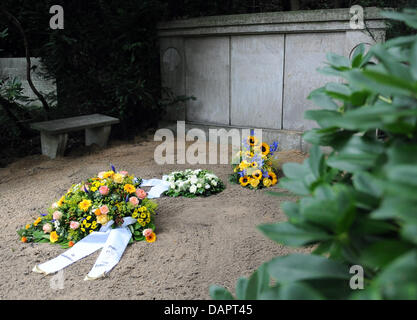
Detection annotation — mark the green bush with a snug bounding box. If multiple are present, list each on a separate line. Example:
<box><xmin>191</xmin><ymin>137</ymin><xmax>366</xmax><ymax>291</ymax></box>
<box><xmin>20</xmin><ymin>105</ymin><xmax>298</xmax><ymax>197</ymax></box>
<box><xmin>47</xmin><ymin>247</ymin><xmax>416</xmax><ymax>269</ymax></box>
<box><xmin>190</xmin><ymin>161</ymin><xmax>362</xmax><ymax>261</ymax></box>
<box><xmin>210</xmin><ymin>9</ymin><xmax>417</xmax><ymax>300</ymax></box>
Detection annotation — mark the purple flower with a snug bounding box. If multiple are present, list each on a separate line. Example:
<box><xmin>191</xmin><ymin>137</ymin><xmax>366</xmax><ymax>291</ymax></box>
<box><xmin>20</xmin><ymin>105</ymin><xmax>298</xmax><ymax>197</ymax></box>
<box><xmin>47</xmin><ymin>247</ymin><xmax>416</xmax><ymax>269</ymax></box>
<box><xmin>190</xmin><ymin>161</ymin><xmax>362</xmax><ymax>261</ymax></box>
<box><xmin>111</xmin><ymin>164</ymin><xmax>116</xmax><ymax>172</ymax></box>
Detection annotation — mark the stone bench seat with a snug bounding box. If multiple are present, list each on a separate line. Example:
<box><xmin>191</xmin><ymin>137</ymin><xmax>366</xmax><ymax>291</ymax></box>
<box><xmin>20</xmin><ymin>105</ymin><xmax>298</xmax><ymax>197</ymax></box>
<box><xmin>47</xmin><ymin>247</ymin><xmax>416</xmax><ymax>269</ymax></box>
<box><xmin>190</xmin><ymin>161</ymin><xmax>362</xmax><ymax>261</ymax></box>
<box><xmin>30</xmin><ymin>113</ymin><xmax>120</xmax><ymax>159</ymax></box>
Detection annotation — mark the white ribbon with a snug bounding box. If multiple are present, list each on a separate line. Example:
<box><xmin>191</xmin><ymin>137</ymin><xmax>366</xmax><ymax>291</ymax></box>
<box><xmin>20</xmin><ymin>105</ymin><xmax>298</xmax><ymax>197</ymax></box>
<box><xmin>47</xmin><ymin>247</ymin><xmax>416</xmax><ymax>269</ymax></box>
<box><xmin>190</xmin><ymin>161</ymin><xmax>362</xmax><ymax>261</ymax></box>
<box><xmin>140</xmin><ymin>177</ymin><xmax>170</xmax><ymax>199</ymax></box>
<box><xmin>33</xmin><ymin>217</ymin><xmax>137</xmax><ymax>280</ymax></box>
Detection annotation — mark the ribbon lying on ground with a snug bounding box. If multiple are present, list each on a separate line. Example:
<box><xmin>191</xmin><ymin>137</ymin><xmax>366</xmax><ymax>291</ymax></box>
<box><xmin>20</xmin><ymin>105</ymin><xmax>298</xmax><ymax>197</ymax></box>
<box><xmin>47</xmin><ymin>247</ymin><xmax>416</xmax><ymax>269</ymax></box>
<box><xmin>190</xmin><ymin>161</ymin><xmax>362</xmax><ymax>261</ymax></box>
<box><xmin>33</xmin><ymin>217</ymin><xmax>136</xmax><ymax>280</ymax></box>
<box><xmin>140</xmin><ymin>177</ymin><xmax>170</xmax><ymax>199</ymax></box>
<box><xmin>33</xmin><ymin>178</ymin><xmax>170</xmax><ymax>280</ymax></box>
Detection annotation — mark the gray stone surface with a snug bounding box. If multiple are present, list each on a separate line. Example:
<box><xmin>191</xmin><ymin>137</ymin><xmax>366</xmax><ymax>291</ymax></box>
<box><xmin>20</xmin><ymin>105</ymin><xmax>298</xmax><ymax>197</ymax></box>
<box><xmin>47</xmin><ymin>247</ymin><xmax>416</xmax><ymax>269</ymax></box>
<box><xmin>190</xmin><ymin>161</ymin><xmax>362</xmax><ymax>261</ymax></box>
<box><xmin>30</xmin><ymin>113</ymin><xmax>120</xmax><ymax>134</ymax></box>
<box><xmin>85</xmin><ymin>125</ymin><xmax>111</xmax><ymax>148</ymax></box>
<box><xmin>0</xmin><ymin>58</ymin><xmax>56</xmax><ymax>107</ymax></box>
<box><xmin>185</xmin><ymin>37</ymin><xmax>230</xmax><ymax>125</ymax></box>
<box><xmin>160</xmin><ymin>37</ymin><xmax>186</xmax><ymax>121</ymax></box>
<box><xmin>283</xmin><ymin>32</ymin><xmax>346</xmax><ymax>131</ymax></box>
<box><xmin>230</xmin><ymin>35</ymin><xmax>284</xmax><ymax>129</ymax></box>
<box><xmin>40</xmin><ymin>132</ymin><xmax>68</xmax><ymax>159</ymax></box>
<box><xmin>158</xmin><ymin>7</ymin><xmax>386</xmax><ymax>37</ymax></box>
<box><xmin>157</xmin><ymin>8</ymin><xmax>388</xmax><ymax>150</ymax></box>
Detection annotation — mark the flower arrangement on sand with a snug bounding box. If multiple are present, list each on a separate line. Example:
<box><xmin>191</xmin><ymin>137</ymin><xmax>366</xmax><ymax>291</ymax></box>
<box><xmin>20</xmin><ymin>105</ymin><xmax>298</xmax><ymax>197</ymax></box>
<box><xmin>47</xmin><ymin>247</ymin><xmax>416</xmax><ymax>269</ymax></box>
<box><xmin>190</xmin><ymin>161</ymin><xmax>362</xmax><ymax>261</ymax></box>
<box><xmin>18</xmin><ymin>166</ymin><xmax>158</xmax><ymax>247</ymax></box>
<box><xmin>230</xmin><ymin>135</ymin><xmax>279</xmax><ymax>189</ymax></box>
<box><xmin>163</xmin><ymin>169</ymin><xmax>225</xmax><ymax>198</ymax></box>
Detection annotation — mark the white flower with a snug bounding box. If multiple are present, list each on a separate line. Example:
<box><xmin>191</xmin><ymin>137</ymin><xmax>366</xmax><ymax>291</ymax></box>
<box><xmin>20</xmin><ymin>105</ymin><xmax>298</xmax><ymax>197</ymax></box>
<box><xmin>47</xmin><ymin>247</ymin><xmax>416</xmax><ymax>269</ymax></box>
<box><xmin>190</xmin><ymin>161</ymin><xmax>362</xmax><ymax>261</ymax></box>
<box><xmin>190</xmin><ymin>175</ymin><xmax>198</xmax><ymax>184</ymax></box>
<box><xmin>170</xmin><ymin>183</ymin><xmax>175</xmax><ymax>189</ymax></box>
<box><xmin>205</xmin><ymin>184</ymin><xmax>210</xmax><ymax>189</ymax></box>
<box><xmin>197</xmin><ymin>183</ymin><xmax>202</xmax><ymax>188</ymax></box>
<box><xmin>211</xmin><ymin>180</ymin><xmax>217</xmax><ymax>186</ymax></box>
<box><xmin>189</xmin><ymin>185</ymin><xmax>197</xmax><ymax>193</ymax></box>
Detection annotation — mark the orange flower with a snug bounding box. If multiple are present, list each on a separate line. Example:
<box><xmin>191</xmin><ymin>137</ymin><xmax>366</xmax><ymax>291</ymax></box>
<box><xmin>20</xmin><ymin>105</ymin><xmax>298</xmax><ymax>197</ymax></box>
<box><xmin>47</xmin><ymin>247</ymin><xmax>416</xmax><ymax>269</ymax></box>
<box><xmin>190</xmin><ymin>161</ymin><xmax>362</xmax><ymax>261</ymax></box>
<box><xmin>25</xmin><ymin>224</ymin><xmax>31</xmax><ymax>229</ymax></box>
<box><xmin>68</xmin><ymin>241</ymin><xmax>74</xmax><ymax>247</ymax></box>
<box><xmin>21</xmin><ymin>236</ymin><xmax>27</xmax><ymax>243</ymax></box>
<box><xmin>145</xmin><ymin>232</ymin><xmax>156</xmax><ymax>243</ymax></box>
<box><xmin>123</xmin><ymin>184</ymin><xmax>136</xmax><ymax>194</ymax></box>
<box><xmin>94</xmin><ymin>208</ymin><xmax>102</xmax><ymax>216</ymax></box>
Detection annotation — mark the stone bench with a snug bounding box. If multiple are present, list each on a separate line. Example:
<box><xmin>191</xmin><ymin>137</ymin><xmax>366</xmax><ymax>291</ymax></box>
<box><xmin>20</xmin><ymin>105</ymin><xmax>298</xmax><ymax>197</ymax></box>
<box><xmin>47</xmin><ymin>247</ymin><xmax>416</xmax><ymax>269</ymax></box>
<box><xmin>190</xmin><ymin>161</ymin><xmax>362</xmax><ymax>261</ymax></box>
<box><xmin>30</xmin><ymin>113</ymin><xmax>120</xmax><ymax>159</ymax></box>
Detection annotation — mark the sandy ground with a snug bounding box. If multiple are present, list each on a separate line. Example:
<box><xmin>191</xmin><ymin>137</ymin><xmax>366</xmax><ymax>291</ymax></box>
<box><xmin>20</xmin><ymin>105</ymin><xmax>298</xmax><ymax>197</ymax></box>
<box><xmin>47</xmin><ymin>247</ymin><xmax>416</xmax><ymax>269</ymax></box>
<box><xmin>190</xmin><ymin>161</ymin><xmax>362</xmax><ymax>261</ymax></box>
<box><xmin>0</xmin><ymin>135</ymin><xmax>307</xmax><ymax>300</ymax></box>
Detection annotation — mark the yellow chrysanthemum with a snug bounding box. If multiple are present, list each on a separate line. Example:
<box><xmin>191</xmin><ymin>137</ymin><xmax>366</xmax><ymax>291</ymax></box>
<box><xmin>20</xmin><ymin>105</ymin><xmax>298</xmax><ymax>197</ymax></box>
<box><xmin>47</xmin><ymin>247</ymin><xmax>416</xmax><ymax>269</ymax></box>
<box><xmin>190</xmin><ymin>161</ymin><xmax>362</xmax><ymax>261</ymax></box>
<box><xmin>123</xmin><ymin>184</ymin><xmax>136</xmax><ymax>194</ymax></box>
<box><xmin>239</xmin><ymin>176</ymin><xmax>250</xmax><ymax>187</ymax></box>
<box><xmin>145</xmin><ymin>232</ymin><xmax>156</xmax><ymax>243</ymax></box>
<box><xmin>50</xmin><ymin>231</ymin><xmax>59</xmax><ymax>243</ymax></box>
<box><xmin>239</xmin><ymin>160</ymin><xmax>250</xmax><ymax>171</ymax></box>
<box><xmin>113</xmin><ymin>173</ymin><xmax>124</xmax><ymax>184</ymax></box>
<box><xmin>78</xmin><ymin>199</ymin><xmax>92</xmax><ymax>212</ymax></box>
<box><xmin>252</xmin><ymin>170</ymin><xmax>262</xmax><ymax>180</ymax></box>
<box><xmin>102</xmin><ymin>171</ymin><xmax>114</xmax><ymax>179</ymax></box>
<box><xmin>247</xmin><ymin>136</ymin><xmax>259</xmax><ymax>146</ymax></box>
<box><xmin>261</xmin><ymin>142</ymin><xmax>270</xmax><ymax>156</ymax></box>
<box><xmin>263</xmin><ymin>178</ymin><xmax>272</xmax><ymax>187</ymax></box>
<box><xmin>250</xmin><ymin>178</ymin><xmax>260</xmax><ymax>188</ymax></box>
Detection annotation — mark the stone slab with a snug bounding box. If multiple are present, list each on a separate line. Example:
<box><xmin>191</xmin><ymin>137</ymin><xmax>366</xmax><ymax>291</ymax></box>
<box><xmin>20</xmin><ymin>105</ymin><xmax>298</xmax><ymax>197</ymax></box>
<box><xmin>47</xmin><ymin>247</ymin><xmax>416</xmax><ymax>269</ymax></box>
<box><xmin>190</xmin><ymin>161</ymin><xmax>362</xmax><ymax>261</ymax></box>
<box><xmin>160</xmin><ymin>37</ymin><xmax>186</xmax><ymax>121</ymax></box>
<box><xmin>30</xmin><ymin>114</ymin><xmax>120</xmax><ymax>134</ymax></box>
<box><xmin>230</xmin><ymin>35</ymin><xmax>284</xmax><ymax>130</ymax></box>
<box><xmin>185</xmin><ymin>37</ymin><xmax>230</xmax><ymax>125</ymax></box>
<box><xmin>282</xmin><ymin>32</ymin><xmax>346</xmax><ymax>131</ymax></box>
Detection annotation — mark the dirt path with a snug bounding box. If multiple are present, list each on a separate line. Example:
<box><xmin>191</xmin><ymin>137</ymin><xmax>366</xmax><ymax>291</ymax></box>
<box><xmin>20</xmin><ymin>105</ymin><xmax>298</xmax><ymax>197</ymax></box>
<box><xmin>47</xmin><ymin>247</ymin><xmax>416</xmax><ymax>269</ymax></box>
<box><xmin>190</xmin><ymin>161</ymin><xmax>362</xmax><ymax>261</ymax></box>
<box><xmin>0</xmin><ymin>136</ymin><xmax>307</xmax><ymax>299</ymax></box>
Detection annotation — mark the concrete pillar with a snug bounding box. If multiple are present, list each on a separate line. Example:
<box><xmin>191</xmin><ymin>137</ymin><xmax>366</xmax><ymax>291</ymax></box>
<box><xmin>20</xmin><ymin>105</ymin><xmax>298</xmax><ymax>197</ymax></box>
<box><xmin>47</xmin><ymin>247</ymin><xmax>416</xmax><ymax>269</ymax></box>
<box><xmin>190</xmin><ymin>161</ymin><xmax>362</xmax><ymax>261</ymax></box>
<box><xmin>85</xmin><ymin>126</ymin><xmax>111</xmax><ymax>147</ymax></box>
<box><xmin>40</xmin><ymin>132</ymin><xmax>68</xmax><ymax>159</ymax></box>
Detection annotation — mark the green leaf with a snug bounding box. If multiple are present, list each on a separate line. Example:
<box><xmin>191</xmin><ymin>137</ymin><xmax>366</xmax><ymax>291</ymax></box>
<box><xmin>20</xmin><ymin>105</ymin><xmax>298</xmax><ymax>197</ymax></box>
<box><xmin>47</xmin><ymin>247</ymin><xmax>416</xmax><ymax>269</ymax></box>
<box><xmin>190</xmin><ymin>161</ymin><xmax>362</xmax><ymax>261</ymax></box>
<box><xmin>375</xmin><ymin>250</ymin><xmax>417</xmax><ymax>299</ymax></box>
<box><xmin>278</xmin><ymin>178</ymin><xmax>311</xmax><ymax>196</ymax></box>
<box><xmin>209</xmin><ymin>285</ymin><xmax>235</xmax><ymax>300</ymax></box>
<box><xmin>258</xmin><ymin>222</ymin><xmax>332</xmax><ymax>246</ymax></box>
<box><xmin>360</xmin><ymin>240</ymin><xmax>412</xmax><ymax>269</ymax></box>
<box><xmin>307</xmin><ymin>145</ymin><xmax>325</xmax><ymax>179</ymax></box>
<box><xmin>308</xmin><ymin>87</ymin><xmax>339</xmax><ymax>110</ymax></box>
<box><xmin>326</xmin><ymin>52</ymin><xmax>351</xmax><ymax>69</ymax></box>
<box><xmin>243</xmin><ymin>263</ymin><xmax>270</xmax><ymax>300</ymax></box>
<box><xmin>268</xmin><ymin>254</ymin><xmax>350</xmax><ymax>283</ymax></box>
<box><xmin>282</xmin><ymin>162</ymin><xmax>310</xmax><ymax>180</ymax></box>
<box><xmin>401</xmin><ymin>224</ymin><xmax>417</xmax><ymax>245</ymax></box>
<box><xmin>259</xmin><ymin>282</ymin><xmax>325</xmax><ymax>300</ymax></box>
<box><xmin>235</xmin><ymin>277</ymin><xmax>249</xmax><ymax>300</ymax></box>
<box><xmin>352</xmin><ymin>172</ymin><xmax>383</xmax><ymax>197</ymax></box>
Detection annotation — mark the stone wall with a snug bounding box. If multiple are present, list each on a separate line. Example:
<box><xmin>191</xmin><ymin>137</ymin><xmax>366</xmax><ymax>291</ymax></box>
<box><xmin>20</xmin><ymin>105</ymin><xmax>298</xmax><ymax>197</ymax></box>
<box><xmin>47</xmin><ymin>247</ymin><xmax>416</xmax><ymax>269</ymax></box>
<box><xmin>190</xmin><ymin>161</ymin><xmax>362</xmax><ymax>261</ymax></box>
<box><xmin>158</xmin><ymin>7</ymin><xmax>387</xmax><ymax>150</ymax></box>
<box><xmin>0</xmin><ymin>57</ymin><xmax>56</xmax><ymax>107</ymax></box>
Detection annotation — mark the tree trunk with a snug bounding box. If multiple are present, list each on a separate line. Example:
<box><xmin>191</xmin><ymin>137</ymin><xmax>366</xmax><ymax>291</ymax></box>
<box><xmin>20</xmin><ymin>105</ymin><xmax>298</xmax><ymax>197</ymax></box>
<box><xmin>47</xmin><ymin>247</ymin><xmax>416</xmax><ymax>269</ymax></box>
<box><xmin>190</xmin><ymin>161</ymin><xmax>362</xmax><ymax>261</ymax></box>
<box><xmin>0</xmin><ymin>6</ymin><xmax>50</xmax><ymax>118</ymax></box>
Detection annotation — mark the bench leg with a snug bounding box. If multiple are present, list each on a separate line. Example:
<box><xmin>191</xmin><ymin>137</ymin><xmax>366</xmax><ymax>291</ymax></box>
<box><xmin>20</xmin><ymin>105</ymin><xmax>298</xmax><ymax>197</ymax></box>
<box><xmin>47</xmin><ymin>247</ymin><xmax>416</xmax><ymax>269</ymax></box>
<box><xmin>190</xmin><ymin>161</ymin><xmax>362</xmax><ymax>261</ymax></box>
<box><xmin>85</xmin><ymin>126</ymin><xmax>111</xmax><ymax>148</ymax></box>
<box><xmin>40</xmin><ymin>132</ymin><xmax>68</xmax><ymax>159</ymax></box>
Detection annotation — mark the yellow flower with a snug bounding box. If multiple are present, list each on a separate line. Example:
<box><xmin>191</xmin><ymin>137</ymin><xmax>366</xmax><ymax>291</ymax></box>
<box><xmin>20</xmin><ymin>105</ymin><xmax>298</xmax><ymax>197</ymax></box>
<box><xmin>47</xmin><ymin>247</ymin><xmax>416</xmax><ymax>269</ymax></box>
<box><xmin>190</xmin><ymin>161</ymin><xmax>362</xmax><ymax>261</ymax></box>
<box><xmin>25</xmin><ymin>224</ymin><xmax>31</xmax><ymax>230</ymax></box>
<box><xmin>91</xmin><ymin>187</ymin><xmax>98</xmax><ymax>192</ymax></box>
<box><xmin>78</xmin><ymin>199</ymin><xmax>92</xmax><ymax>212</ymax></box>
<box><xmin>247</xmin><ymin>135</ymin><xmax>259</xmax><ymax>146</ymax></box>
<box><xmin>123</xmin><ymin>184</ymin><xmax>136</xmax><ymax>194</ymax></box>
<box><xmin>263</xmin><ymin>178</ymin><xmax>272</xmax><ymax>187</ymax></box>
<box><xmin>145</xmin><ymin>232</ymin><xmax>156</xmax><ymax>243</ymax></box>
<box><xmin>261</xmin><ymin>142</ymin><xmax>270</xmax><ymax>156</ymax></box>
<box><xmin>57</xmin><ymin>195</ymin><xmax>65</xmax><ymax>207</ymax></box>
<box><xmin>113</xmin><ymin>173</ymin><xmax>124</xmax><ymax>184</ymax></box>
<box><xmin>239</xmin><ymin>176</ymin><xmax>250</xmax><ymax>187</ymax></box>
<box><xmin>268</xmin><ymin>172</ymin><xmax>278</xmax><ymax>185</ymax></box>
<box><xmin>97</xmin><ymin>214</ymin><xmax>109</xmax><ymax>225</ymax></box>
<box><xmin>103</xmin><ymin>171</ymin><xmax>114</xmax><ymax>179</ymax></box>
<box><xmin>239</xmin><ymin>160</ymin><xmax>250</xmax><ymax>171</ymax></box>
<box><xmin>140</xmin><ymin>212</ymin><xmax>147</xmax><ymax>219</ymax></box>
<box><xmin>132</xmin><ymin>211</ymin><xmax>138</xmax><ymax>218</ymax></box>
<box><xmin>50</xmin><ymin>231</ymin><xmax>59</xmax><ymax>243</ymax></box>
<box><xmin>251</xmin><ymin>161</ymin><xmax>258</xmax><ymax>168</ymax></box>
<box><xmin>252</xmin><ymin>170</ymin><xmax>262</xmax><ymax>180</ymax></box>
<box><xmin>33</xmin><ymin>217</ymin><xmax>42</xmax><ymax>226</ymax></box>
<box><xmin>250</xmin><ymin>178</ymin><xmax>260</xmax><ymax>188</ymax></box>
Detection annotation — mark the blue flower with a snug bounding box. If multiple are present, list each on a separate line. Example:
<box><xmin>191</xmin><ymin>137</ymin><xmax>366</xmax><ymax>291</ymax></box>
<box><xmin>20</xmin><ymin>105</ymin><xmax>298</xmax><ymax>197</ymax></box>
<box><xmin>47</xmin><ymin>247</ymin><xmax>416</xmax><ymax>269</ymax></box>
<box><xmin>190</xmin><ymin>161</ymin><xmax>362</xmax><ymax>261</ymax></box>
<box><xmin>262</xmin><ymin>169</ymin><xmax>269</xmax><ymax>178</ymax></box>
<box><xmin>270</xmin><ymin>141</ymin><xmax>279</xmax><ymax>153</ymax></box>
<box><xmin>110</xmin><ymin>163</ymin><xmax>116</xmax><ymax>172</ymax></box>
<box><xmin>238</xmin><ymin>171</ymin><xmax>245</xmax><ymax>177</ymax></box>
<box><xmin>41</xmin><ymin>213</ymin><xmax>47</xmax><ymax>216</ymax></box>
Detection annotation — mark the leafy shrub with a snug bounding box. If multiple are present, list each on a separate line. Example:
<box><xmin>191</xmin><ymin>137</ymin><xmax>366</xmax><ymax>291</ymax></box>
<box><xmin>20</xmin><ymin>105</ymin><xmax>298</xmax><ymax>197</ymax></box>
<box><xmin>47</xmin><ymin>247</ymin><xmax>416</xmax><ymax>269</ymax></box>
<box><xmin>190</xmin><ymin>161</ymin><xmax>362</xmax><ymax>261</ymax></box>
<box><xmin>210</xmin><ymin>9</ymin><xmax>417</xmax><ymax>300</ymax></box>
